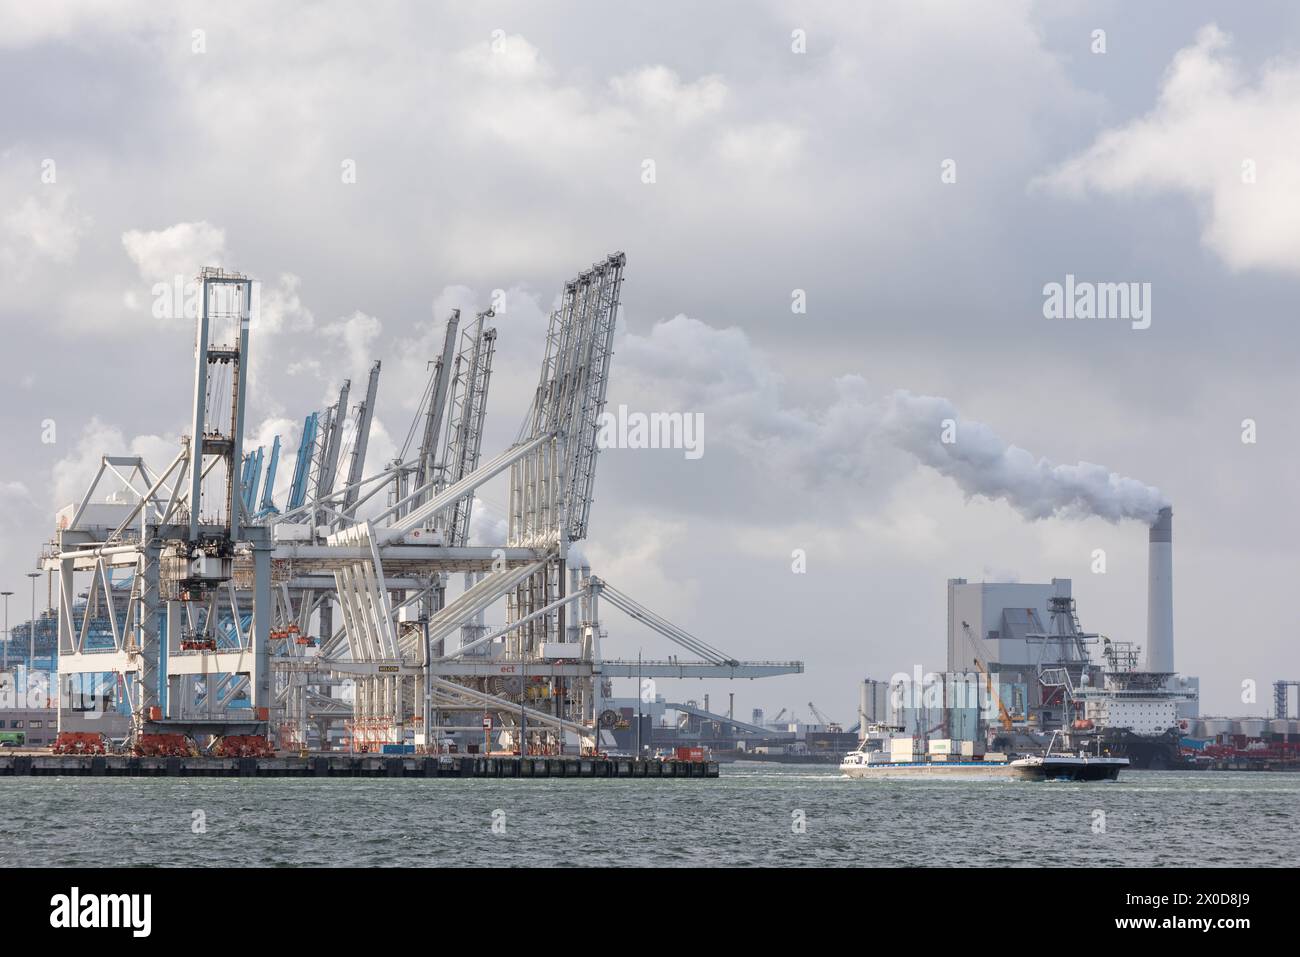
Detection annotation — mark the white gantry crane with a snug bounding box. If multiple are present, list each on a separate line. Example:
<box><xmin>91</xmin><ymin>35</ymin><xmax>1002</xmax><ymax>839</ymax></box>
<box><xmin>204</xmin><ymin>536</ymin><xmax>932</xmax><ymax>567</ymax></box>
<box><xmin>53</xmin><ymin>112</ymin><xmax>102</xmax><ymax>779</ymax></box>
<box><xmin>42</xmin><ymin>253</ymin><xmax>803</xmax><ymax>756</ymax></box>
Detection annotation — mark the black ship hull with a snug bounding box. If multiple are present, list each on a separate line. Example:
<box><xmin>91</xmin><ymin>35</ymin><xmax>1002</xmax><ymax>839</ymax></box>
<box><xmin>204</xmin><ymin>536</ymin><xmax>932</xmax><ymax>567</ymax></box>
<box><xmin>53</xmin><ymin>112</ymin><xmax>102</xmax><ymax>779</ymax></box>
<box><xmin>1100</xmin><ymin>730</ymin><xmax>1192</xmax><ymax>770</ymax></box>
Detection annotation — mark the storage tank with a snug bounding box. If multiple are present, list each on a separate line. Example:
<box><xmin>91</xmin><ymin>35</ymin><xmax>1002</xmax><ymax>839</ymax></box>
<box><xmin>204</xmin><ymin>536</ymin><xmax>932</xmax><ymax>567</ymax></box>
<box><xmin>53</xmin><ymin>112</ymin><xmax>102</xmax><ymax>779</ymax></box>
<box><xmin>1239</xmin><ymin>719</ymin><xmax>1266</xmax><ymax>738</ymax></box>
<box><xmin>1202</xmin><ymin>718</ymin><xmax>1233</xmax><ymax>737</ymax></box>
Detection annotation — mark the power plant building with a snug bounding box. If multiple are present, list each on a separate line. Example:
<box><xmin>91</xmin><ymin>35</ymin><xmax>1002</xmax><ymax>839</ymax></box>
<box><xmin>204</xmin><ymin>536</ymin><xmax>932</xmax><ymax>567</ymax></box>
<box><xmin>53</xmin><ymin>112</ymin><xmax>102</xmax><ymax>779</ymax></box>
<box><xmin>946</xmin><ymin>578</ymin><xmax>1081</xmax><ymax>675</ymax></box>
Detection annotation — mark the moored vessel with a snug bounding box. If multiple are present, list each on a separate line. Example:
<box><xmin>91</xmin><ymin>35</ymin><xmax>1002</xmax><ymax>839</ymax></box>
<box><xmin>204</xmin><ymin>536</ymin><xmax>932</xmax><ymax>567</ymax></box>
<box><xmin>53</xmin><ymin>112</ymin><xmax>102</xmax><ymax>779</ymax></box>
<box><xmin>840</xmin><ymin>727</ymin><xmax>1128</xmax><ymax>781</ymax></box>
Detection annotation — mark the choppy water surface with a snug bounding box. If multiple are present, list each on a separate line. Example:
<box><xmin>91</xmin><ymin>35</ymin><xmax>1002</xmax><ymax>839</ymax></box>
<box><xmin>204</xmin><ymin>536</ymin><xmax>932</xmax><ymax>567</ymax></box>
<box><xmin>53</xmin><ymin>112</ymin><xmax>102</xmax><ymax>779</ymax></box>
<box><xmin>2</xmin><ymin>764</ymin><xmax>1295</xmax><ymax>867</ymax></box>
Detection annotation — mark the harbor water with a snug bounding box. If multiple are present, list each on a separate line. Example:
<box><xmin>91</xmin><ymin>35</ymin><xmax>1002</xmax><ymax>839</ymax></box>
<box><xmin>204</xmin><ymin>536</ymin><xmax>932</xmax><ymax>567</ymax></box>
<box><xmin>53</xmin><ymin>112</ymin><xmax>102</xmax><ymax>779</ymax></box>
<box><xmin>2</xmin><ymin>763</ymin><xmax>1295</xmax><ymax>867</ymax></box>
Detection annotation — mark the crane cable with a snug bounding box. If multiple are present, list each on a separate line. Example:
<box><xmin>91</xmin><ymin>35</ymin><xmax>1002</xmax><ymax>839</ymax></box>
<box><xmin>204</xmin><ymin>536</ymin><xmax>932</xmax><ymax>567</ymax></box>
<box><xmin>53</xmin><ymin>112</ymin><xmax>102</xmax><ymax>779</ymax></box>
<box><xmin>598</xmin><ymin>583</ymin><xmax>738</xmax><ymax>666</ymax></box>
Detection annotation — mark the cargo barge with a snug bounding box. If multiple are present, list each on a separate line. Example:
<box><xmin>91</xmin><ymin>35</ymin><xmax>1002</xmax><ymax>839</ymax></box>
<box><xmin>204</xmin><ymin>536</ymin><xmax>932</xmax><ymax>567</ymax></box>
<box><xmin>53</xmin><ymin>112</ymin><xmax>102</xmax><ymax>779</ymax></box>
<box><xmin>839</xmin><ymin>727</ymin><xmax>1127</xmax><ymax>781</ymax></box>
<box><xmin>840</xmin><ymin>750</ymin><xmax>1127</xmax><ymax>781</ymax></box>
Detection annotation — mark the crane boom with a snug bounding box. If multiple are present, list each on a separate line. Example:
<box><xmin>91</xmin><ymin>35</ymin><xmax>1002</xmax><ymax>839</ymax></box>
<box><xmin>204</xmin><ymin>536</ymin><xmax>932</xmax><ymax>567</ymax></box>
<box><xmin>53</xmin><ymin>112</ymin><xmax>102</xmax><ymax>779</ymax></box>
<box><xmin>442</xmin><ymin>311</ymin><xmax>497</xmax><ymax>546</ymax></box>
<box><xmin>342</xmin><ymin>361</ymin><xmax>382</xmax><ymax>514</ymax></box>
<box><xmin>413</xmin><ymin>310</ymin><xmax>461</xmax><ymax>511</ymax></box>
<box><xmin>973</xmin><ymin>658</ymin><xmax>1014</xmax><ymax>731</ymax></box>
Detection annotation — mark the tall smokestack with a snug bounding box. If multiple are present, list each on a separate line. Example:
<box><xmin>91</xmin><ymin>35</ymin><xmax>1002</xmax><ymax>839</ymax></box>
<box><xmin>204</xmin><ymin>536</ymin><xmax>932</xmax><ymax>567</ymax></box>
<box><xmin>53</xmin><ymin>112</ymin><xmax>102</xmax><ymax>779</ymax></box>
<box><xmin>1146</xmin><ymin>506</ymin><xmax>1173</xmax><ymax>673</ymax></box>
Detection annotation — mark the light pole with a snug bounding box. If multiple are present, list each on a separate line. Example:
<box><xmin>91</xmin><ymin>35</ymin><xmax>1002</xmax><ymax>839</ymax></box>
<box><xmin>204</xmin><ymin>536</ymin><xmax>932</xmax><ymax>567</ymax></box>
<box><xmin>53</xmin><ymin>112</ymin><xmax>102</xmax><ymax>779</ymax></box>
<box><xmin>27</xmin><ymin>572</ymin><xmax>39</xmax><ymax>668</ymax></box>
<box><xmin>1</xmin><ymin>591</ymin><xmax>12</xmax><ymax>672</ymax></box>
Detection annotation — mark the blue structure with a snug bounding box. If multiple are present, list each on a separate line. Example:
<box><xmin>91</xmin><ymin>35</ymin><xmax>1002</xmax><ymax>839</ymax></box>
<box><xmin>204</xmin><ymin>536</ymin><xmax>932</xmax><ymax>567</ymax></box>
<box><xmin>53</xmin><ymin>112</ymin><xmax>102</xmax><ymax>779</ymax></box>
<box><xmin>287</xmin><ymin>412</ymin><xmax>318</xmax><ymax>510</ymax></box>
<box><xmin>240</xmin><ymin>446</ymin><xmax>264</xmax><ymax>513</ymax></box>
<box><xmin>257</xmin><ymin>435</ymin><xmax>282</xmax><ymax>517</ymax></box>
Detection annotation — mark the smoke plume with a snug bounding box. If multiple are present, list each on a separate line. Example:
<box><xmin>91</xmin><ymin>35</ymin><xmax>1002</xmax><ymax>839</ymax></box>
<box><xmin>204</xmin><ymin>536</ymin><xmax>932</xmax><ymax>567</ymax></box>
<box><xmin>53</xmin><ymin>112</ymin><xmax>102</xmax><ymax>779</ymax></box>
<box><xmin>614</xmin><ymin>316</ymin><xmax>1169</xmax><ymax>527</ymax></box>
<box><xmin>879</xmin><ymin>390</ymin><xmax>1169</xmax><ymax>524</ymax></box>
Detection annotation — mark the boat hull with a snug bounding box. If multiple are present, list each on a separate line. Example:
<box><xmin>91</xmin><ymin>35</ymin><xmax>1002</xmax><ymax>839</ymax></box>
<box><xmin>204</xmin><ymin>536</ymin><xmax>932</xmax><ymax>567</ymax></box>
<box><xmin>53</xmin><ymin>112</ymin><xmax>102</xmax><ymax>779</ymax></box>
<box><xmin>1015</xmin><ymin>756</ymin><xmax>1127</xmax><ymax>781</ymax></box>
<box><xmin>841</xmin><ymin>761</ymin><xmax>1017</xmax><ymax>780</ymax></box>
<box><xmin>841</xmin><ymin>756</ymin><xmax>1127</xmax><ymax>781</ymax></box>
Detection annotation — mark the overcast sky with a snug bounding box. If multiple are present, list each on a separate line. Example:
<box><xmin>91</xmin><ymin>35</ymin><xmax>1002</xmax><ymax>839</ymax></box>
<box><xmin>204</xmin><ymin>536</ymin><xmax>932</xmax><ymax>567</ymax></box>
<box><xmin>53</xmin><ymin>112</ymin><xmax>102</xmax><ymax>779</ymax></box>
<box><xmin>2</xmin><ymin>1</ymin><xmax>1298</xmax><ymax>718</ymax></box>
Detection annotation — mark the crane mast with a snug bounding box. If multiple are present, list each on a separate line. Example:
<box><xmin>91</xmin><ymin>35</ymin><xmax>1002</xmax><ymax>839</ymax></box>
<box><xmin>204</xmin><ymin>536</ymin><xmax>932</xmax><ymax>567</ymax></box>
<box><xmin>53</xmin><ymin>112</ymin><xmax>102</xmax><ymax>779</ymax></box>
<box><xmin>412</xmin><ymin>310</ymin><xmax>461</xmax><ymax>516</ymax></box>
<box><xmin>342</xmin><ymin>361</ymin><xmax>382</xmax><ymax>517</ymax></box>
<box><xmin>442</xmin><ymin>310</ymin><xmax>497</xmax><ymax>546</ymax></box>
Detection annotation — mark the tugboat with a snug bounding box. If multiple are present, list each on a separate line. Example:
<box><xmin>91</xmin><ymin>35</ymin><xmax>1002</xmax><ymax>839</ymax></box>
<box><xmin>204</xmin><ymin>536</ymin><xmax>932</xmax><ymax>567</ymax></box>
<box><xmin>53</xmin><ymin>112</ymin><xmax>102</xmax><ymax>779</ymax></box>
<box><xmin>840</xmin><ymin>728</ymin><xmax>1127</xmax><ymax>781</ymax></box>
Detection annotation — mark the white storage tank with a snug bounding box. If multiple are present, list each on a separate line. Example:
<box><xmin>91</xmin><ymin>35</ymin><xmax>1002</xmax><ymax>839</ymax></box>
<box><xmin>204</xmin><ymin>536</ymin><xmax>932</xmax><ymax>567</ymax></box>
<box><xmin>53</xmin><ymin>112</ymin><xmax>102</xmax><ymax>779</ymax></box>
<box><xmin>1239</xmin><ymin>719</ymin><xmax>1266</xmax><ymax>738</ymax></box>
<box><xmin>1202</xmin><ymin>718</ymin><xmax>1233</xmax><ymax>737</ymax></box>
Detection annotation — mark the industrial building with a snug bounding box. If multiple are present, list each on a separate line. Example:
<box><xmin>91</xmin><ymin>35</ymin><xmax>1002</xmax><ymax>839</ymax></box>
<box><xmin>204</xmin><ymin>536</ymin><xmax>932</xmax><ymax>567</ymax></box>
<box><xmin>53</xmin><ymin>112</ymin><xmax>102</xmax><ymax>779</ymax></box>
<box><xmin>861</xmin><ymin>506</ymin><xmax>1208</xmax><ymax>767</ymax></box>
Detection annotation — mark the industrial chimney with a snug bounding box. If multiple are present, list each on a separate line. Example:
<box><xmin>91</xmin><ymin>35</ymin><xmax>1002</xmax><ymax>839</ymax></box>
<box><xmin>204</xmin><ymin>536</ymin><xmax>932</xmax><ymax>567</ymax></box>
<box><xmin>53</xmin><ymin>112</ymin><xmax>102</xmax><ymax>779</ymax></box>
<box><xmin>1145</xmin><ymin>506</ymin><xmax>1174</xmax><ymax>673</ymax></box>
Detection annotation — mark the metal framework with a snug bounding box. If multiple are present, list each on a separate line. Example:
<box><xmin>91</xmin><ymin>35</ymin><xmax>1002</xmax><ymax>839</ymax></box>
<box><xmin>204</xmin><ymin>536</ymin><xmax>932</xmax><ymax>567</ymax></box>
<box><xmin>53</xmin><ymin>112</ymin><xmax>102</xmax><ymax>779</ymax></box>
<box><xmin>1276</xmin><ymin>680</ymin><xmax>1300</xmax><ymax>720</ymax></box>
<box><xmin>43</xmin><ymin>253</ymin><xmax>802</xmax><ymax>756</ymax></box>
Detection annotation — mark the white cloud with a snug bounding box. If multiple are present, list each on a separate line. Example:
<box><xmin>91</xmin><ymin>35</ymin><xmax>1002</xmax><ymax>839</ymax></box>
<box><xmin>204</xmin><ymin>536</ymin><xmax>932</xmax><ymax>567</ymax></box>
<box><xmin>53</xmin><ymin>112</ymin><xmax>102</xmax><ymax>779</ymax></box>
<box><xmin>4</xmin><ymin>192</ymin><xmax>86</xmax><ymax>261</ymax></box>
<box><xmin>51</xmin><ymin>418</ymin><xmax>179</xmax><ymax>509</ymax></box>
<box><xmin>456</xmin><ymin>32</ymin><xmax>550</xmax><ymax>80</ymax></box>
<box><xmin>0</xmin><ymin>481</ymin><xmax>37</xmax><ymax>531</ymax></box>
<box><xmin>121</xmin><ymin>220</ymin><xmax>228</xmax><ymax>282</ymax></box>
<box><xmin>0</xmin><ymin>0</ymin><xmax>156</xmax><ymax>48</ymax></box>
<box><xmin>467</xmin><ymin>496</ymin><xmax>508</xmax><ymax>546</ymax></box>
<box><xmin>321</xmin><ymin>311</ymin><xmax>383</xmax><ymax>390</ymax></box>
<box><xmin>256</xmin><ymin>273</ymin><xmax>315</xmax><ymax>336</ymax></box>
<box><xmin>1038</xmin><ymin>24</ymin><xmax>1300</xmax><ymax>274</ymax></box>
<box><xmin>245</xmin><ymin>415</ymin><xmax>301</xmax><ymax>503</ymax></box>
<box><xmin>0</xmin><ymin>191</ymin><xmax>90</xmax><ymax>277</ymax></box>
<box><xmin>610</xmin><ymin>66</ymin><xmax>727</xmax><ymax>123</ymax></box>
<box><xmin>715</xmin><ymin>122</ymin><xmax>804</xmax><ymax>170</ymax></box>
<box><xmin>245</xmin><ymin>274</ymin><xmax>317</xmax><ymax>411</ymax></box>
<box><xmin>582</xmin><ymin>516</ymin><xmax>700</xmax><ymax>615</ymax></box>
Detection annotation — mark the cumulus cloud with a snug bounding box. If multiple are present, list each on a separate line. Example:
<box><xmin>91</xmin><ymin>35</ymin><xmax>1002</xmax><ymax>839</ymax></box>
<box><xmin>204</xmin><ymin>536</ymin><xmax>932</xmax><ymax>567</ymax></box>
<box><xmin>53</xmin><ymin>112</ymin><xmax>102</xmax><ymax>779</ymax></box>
<box><xmin>321</xmin><ymin>311</ymin><xmax>383</xmax><ymax>390</ymax></box>
<box><xmin>467</xmin><ymin>496</ymin><xmax>508</xmax><ymax>546</ymax></box>
<box><xmin>456</xmin><ymin>32</ymin><xmax>550</xmax><ymax>80</ymax></box>
<box><xmin>256</xmin><ymin>273</ymin><xmax>315</xmax><ymax>336</ymax></box>
<box><xmin>0</xmin><ymin>0</ymin><xmax>156</xmax><ymax>48</ymax></box>
<box><xmin>122</xmin><ymin>221</ymin><xmax>228</xmax><ymax>281</ymax></box>
<box><xmin>715</xmin><ymin>122</ymin><xmax>804</xmax><ymax>170</ymax></box>
<box><xmin>610</xmin><ymin>66</ymin><xmax>727</xmax><ymax>123</ymax></box>
<box><xmin>0</xmin><ymin>191</ymin><xmax>90</xmax><ymax>278</ymax></box>
<box><xmin>0</xmin><ymin>481</ymin><xmax>38</xmax><ymax>531</ymax></box>
<box><xmin>244</xmin><ymin>415</ymin><xmax>302</xmax><ymax>508</ymax></box>
<box><xmin>1038</xmin><ymin>24</ymin><xmax>1300</xmax><ymax>274</ymax></box>
<box><xmin>50</xmin><ymin>418</ymin><xmax>180</xmax><ymax>509</ymax></box>
<box><xmin>3</xmin><ymin>192</ymin><xmax>87</xmax><ymax>261</ymax></box>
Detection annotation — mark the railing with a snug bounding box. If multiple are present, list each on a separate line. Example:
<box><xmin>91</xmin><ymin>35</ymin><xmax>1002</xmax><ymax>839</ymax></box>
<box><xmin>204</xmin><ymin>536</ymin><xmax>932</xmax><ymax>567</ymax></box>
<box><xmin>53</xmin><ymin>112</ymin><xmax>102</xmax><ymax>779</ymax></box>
<box><xmin>602</xmin><ymin>659</ymin><xmax>804</xmax><ymax>669</ymax></box>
